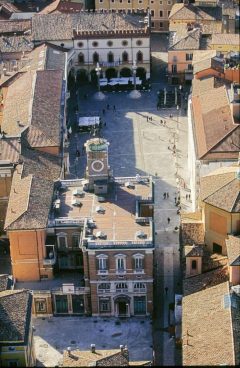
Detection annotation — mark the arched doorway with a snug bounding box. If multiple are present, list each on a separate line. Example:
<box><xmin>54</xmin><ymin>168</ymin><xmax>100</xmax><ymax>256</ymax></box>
<box><xmin>105</xmin><ymin>68</ymin><xmax>117</xmax><ymax>80</ymax></box>
<box><xmin>114</xmin><ymin>295</ymin><xmax>131</xmax><ymax>317</ymax></box>
<box><xmin>120</xmin><ymin>67</ymin><xmax>132</xmax><ymax>77</ymax></box>
<box><xmin>136</xmin><ymin>67</ymin><xmax>146</xmax><ymax>81</ymax></box>
<box><xmin>76</xmin><ymin>69</ymin><xmax>88</xmax><ymax>85</ymax></box>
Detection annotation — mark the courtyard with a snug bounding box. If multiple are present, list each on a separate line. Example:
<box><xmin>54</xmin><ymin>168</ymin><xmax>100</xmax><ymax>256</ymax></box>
<box><xmin>33</xmin><ymin>316</ymin><xmax>153</xmax><ymax>366</ymax></box>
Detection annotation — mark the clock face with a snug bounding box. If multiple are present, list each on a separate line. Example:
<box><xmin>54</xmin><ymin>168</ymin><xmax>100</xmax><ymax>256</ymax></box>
<box><xmin>91</xmin><ymin>160</ymin><xmax>104</xmax><ymax>173</ymax></box>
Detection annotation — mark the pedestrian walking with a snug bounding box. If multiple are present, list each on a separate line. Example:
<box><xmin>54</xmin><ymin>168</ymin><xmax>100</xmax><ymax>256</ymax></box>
<box><xmin>102</xmin><ymin>109</ymin><xmax>105</xmax><ymax>115</ymax></box>
<box><xmin>147</xmin><ymin>116</ymin><xmax>149</xmax><ymax>122</ymax></box>
<box><xmin>107</xmin><ymin>104</ymin><xmax>110</xmax><ymax>110</ymax></box>
<box><xmin>160</xmin><ymin>119</ymin><xmax>163</xmax><ymax>125</ymax></box>
<box><xmin>167</xmin><ymin>217</ymin><xmax>170</xmax><ymax>224</ymax></box>
<box><xmin>166</xmin><ymin>192</ymin><xmax>169</xmax><ymax>198</ymax></box>
<box><xmin>189</xmin><ymin>194</ymin><xmax>191</xmax><ymax>200</ymax></box>
<box><xmin>169</xmin><ymin>114</ymin><xmax>173</xmax><ymax>118</ymax></box>
<box><xmin>104</xmin><ymin>122</ymin><xmax>107</xmax><ymax>127</ymax></box>
<box><xmin>186</xmin><ymin>194</ymin><xmax>188</xmax><ymax>200</ymax></box>
<box><xmin>163</xmin><ymin>192</ymin><xmax>166</xmax><ymax>199</ymax></box>
<box><xmin>168</xmin><ymin>146</ymin><xmax>170</xmax><ymax>150</ymax></box>
<box><xmin>150</xmin><ymin>116</ymin><xmax>153</xmax><ymax>121</ymax></box>
<box><xmin>163</xmin><ymin>120</ymin><xmax>166</xmax><ymax>126</ymax></box>
<box><xmin>113</xmin><ymin>105</ymin><xmax>116</xmax><ymax>111</ymax></box>
<box><xmin>76</xmin><ymin>149</ymin><xmax>80</xmax><ymax>157</ymax></box>
<box><xmin>165</xmin><ymin>287</ymin><xmax>168</xmax><ymax>295</ymax></box>
<box><xmin>173</xmin><ymin>144</ymin><xmax>176</xmax><ymax>150</ymax></box>
<box><xmin>174</xmin><ymin>197</ymin><xmax>177</xmax><ymax>204</ymax></box>
<box><xmin>82</xmin><ymin>147</ymin><xmax>85</xmax><ymax>155</ymax></box>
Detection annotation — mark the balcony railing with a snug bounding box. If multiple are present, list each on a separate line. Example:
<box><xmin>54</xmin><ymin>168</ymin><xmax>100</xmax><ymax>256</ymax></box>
<box><xmin>87</xmin><ymin>240</ymin><xmax>153</xmax><ymax>249</ymax></box>
<box><xmin>116</xmin><ymin>288</ymin><xmax>128</xmax><ymax>293</ymax></box>
<box><xmin>185</xmin><ymin>69</ymin><xmax>193</xmax><ymax>73</ymax></box>
<box><xmin>133</xmin><ymin>288</ymin><xmax>146</xmax><ymax>293</ymax></box>
<box><xmin>97</xmin><ymin>269</ymin><xmax>108</xmax><ymax>275</ymax></box>
<box><xmin>48</xmin><ymin>217</ymin><xmax>85</xmax><ymax>227</ymax></box>
<box><xmin>116</xmin><ymin>269</ymin><xmax>126</xmax><ymax>275</ymax></box>
<box><xmin>43</xmin><ymin>257</ymin><xmax>56</xmax><ymax>266</ymax></box>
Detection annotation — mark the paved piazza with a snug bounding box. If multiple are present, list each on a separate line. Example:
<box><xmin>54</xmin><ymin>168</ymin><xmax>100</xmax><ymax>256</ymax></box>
<box><xmin>33</xmin><ymin>316</ymin><xmax>152</xmax><ymax>366</ymax></box>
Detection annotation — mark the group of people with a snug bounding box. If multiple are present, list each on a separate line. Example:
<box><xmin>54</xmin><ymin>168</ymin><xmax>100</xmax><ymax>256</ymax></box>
<box><xmin>102</xmin><ymin>104</ymin><xmax>116</xmax><ymax>115</ymax></box>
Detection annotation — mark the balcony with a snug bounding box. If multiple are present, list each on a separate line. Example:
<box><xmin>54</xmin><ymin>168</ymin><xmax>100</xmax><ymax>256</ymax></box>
<box><xmin>133</xmin><ymin>288</ymin><xmax>146</xmax><ymax>293</ymax></box>
<box><xmin>116</xmin><ymin>288</ymin><xmax>128</xmax><ymax>293</ymax></box>
<box><xmin>97</xmin><ymin>269</ymin><xmax>108</xmax><ymax>275</ymax></box>
<box><xmin>116</xmin><ymin>269</ymin><xmax>126</xmax><ymax>275</ymax></box>
<box><xmin>43</xmin><ymin>256</ymin><xmax>56</xmax><ymax>266</ymax></box>
<box><xmin>133</xmin><ymin>269</ymin><xmax>144</xmax><ymax>274</ymax></box>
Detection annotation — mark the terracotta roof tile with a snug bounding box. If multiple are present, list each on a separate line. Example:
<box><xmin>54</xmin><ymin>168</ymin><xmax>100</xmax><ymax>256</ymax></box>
<box><xmin>0</xmin><ymin>289</ymin><xmax>32</xmax><ymax>343</ymax></box>
<box><xmin>182</xmin><ymin>282</ymin><xmax>236</xmax><ymax>366</ymax></box>
<box><xmin>211</xmin><ymin>33</ymin><xmax>240</xmax><ymax>46</ymax></box>
<box><xmin>62</xmin><ymin>349</ymin><xmax>129</xmax><ymax>367</ymax></box>
<box><xmin>0</xmin><ymin>19</ymin><xmax>31</xmax><ymax>34</ymax></box>
<box><xmin>191</xmin><ymin>86</ymin><xmax>238</xmax><ymax>159</ymax></box>
<box><xmin>200</xmin><ymin>166</ymin><xmax>240</xmax><ymax>212</ymax></box>
<box><xmin>0</xmin><ymin>137</ymin><xmax>21</xmax><ymax>163</ymax></box>
<box><xmin>32</xmin><ymin>12</ymin><xmax>146</xmax><ymax>42</ymax></box>
<box><xmin>169</xmin><ymin>28</ymin><xmax>201</xmax><ymax>51</ymax></box>
<box><xmin>226</xmin><ymin>235</ymin><xmax>240</xmax><ymax>266</ymax></box>
<box><xmin>169</xmin><ymin>3</ymin><xmax>219</xmax><ymax>21</ymax></box>
<box><xmin>0</xmin><ymin>35</ymin><xmax>33</xmax><ymax>52</ymax></box>
<box><xmin>183</xmin><ymin>265</ymin><xmax>229</xmax><ymax>296</ymax></box>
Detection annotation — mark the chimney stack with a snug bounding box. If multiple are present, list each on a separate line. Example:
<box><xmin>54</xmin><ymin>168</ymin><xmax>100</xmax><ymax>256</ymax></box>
<box><xmin>67</xmin><ymin>347</ymin><xmax>71</xmax><ymax>356</ymax></box>
<box><xmin>91</xmin><ymin>344</ymin><xmax>96</xmax><ymax>353</ymax></box>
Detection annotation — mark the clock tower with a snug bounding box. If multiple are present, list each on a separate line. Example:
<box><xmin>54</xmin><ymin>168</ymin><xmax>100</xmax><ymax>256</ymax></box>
<box><xmin>84</xmin><ymin>138</ymin><xmax>110</xmax><ymax>194</ymax></box>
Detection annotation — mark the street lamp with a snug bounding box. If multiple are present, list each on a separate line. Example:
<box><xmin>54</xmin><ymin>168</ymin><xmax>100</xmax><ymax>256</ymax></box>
<box><xmin>93</xmin><ymin>62</ymin><xmax>106</xmax><ymax>100</ymax></box>
<box><xmin>95</xmin><ymin>62</ymin><xmax>101</xmax><ymax>93</ymax></box>
<box><xmin>129</xmin><ymin>60</ymin><xmax>141</xmax><ymax>99</ymax></box>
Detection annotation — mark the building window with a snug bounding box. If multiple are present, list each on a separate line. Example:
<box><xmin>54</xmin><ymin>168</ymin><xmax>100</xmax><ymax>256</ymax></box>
<box><xmin>160</xmin><ymin>10</ymin><xmax>163</xmax><ymax>17</ymax></box>
<box><xmin>168</xmin><ymin>10</ymin><xmax>171</xmax><ymax>16</ymax></box>
<box><xmin>151</xmin><ymin>21</ymin><xmax>155</xmax><ymax>28</ymax></box>
<box><xmin>128</xmin><ymin>0</ymin><xmax>131</xmax><ymax>3</ymax></box>
<box><xmin>187</xmin><ymin>64</ymin><xmax>193</xmax><ymax>71</ymax></box>
<box><xmin>136</xmin><ymin>39</ymin><xmax>142</xmax><ymax>46</ymax></box>
<box><xmin>160</xmin><ymin>22</ymin><xmax>163</xmax><ymax>28</ymax></box>
<box><xmin>99</xmin><ymin>0</ymin><xmax>103</xmax><ymax>2</ymax></box>
<box><xmin>192</xmin><ymin>260</ymin><xmax>197</xmax><ymax>270</ymax></box>
<box><xmin>134</xmin><ymin>282</ymin><xmax>146</xmax><ymax>292</ymax></box>
<box><xmin>213</xmin><ymin>243</ymin><xmax>222</xmax><ymax>254</ymax></box>
<box><xmin>111</xmin><ymin>0</ymin><xmax>115</xmax><ymax>2</ymax></box>
<box><xmin>35</xmin><ymin>298</ymin><xmax>47</xmax><ymax>313</ymax></box>
<box><xmin>136</xmin><ymin>50</ymin><xmax>143</xmax><ymax>63</ymax></box>
<box><xmin>97</xmin><ymin>255</ymin><xmax>108</xmax><ymax>272</ymax></box>
<box><xmin>120</xmin><ymin>0</ymin><xmax>123</xmax><ymax>2</ymax></box>
<box><xmin>151</xmin><ymin>0</ymin><xmax>154</xmax><ymax>3</ymax></box>
<box><xmin>78</xmin><ymin>41</ymin><xmax>83</xmax><ymax>47</ymax></box>
<box><xmin>116</xmin><ymin>258</ymin><xmax>125</xmax><ymax>272</ymax></box>
<box><xmin>151</xmin><ymin>10</ymin><xmax>154</xmax><ymax>16</ymax></box>
<box><xmin>122</xmin><ymin>51</ymin><xmax>129</xmax><ymax>62</ymax></box>
<box><xmin>172</xmin><ymin>64</ymin><xmax>177</xmax><ymax>73</ymax></box>
<box><xmin>135</xmin><ymin>257</ymin><xmax>143</xmax><ymax>271</ymax></box>
<box><xmin>138</xmin><ymin>0</ymin><xmax>143</xmax><ymax>3</ymax></box>
<box><xmin>168</xmin><ymin>0</ymin><xmax>172</xmax><ymax>4</ymax></box>
<box><xmin>186</xmin><ymin>53</ymin><xmax>193</xmax><ymax>61</ymax></box>
<box><xmin>116</xmin><ymin>282</ymin><xmax>128</xmax><ymax>292</ymax></box>
<box><xmin>72</xmin><ymin>233</ymin><xmax>80</xmax><ymax>248</ymax></box>
<box><xmin>122</xmin><ymin>40</ymin><xmax>128</xmax><ymax>46</ymax></box>
<box><xmin>93</xmin><ymin>52</ymin><xmax>99</xmax><ymax>63</ymax></box>
<box><xmin>57</xmin><ymin>233</ymin><xmax>67</xmax><ymax>248</ymax></box>
<box><xmin>92</xmin><ymin>41</ymin><xmax>98</xmax><ymax>47</ymax></box>
<box><xmin>99</xmin><ymin>297</ymin><xmax>111</xmax><ymax>312</ymax></box>
<box><xmin>78</xmin><ymin>53</ymin><xmax>84</xmax><ymax>64</ymax></box>
<box><xmin>159</xmin><ymin>0</ymin><xmax>163</xmax><ymax>4</ymax></box>
<box><xmin>107</xmin><ymin>40</ymin><xmax>113</xmax><ymax>47</ymax></box>
<box><xmin>108</xmin><ymin>52</ymin><xmax>114</xmax><ymax>63</ymax></box>
<box><xmin>98</xmin><ymin>283</ymin><xmax>111</xmax><ymax>293</ymax></box>
<box><xmin>134</xmin><ymin>296</ymin><xmax>146</xmax><ymax>315</ymax></box>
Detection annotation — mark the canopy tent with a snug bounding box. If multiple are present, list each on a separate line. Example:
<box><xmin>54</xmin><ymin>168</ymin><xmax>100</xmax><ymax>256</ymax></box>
<box><xmin>78</xmin><ymin>116</ymin><xmax>100</xmax><ymax>127</ymax></box>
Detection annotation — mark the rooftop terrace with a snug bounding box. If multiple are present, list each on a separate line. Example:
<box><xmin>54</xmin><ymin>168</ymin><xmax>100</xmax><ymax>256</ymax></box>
<box><xmin>49</xmin><ymin>178</ymin><xmax>153</xmax><ymax>246</ymax></box>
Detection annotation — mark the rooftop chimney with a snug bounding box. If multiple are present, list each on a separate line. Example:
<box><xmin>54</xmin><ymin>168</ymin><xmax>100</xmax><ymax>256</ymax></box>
<box><xmin>91</xmin><ymin>344</ymin><xmax>96</xmax><ymax>353</ymax></box>
<box><xmin>67</xmin><ymin>346</ymin><xmax>71</xmax><ymax>356</ymax></box>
